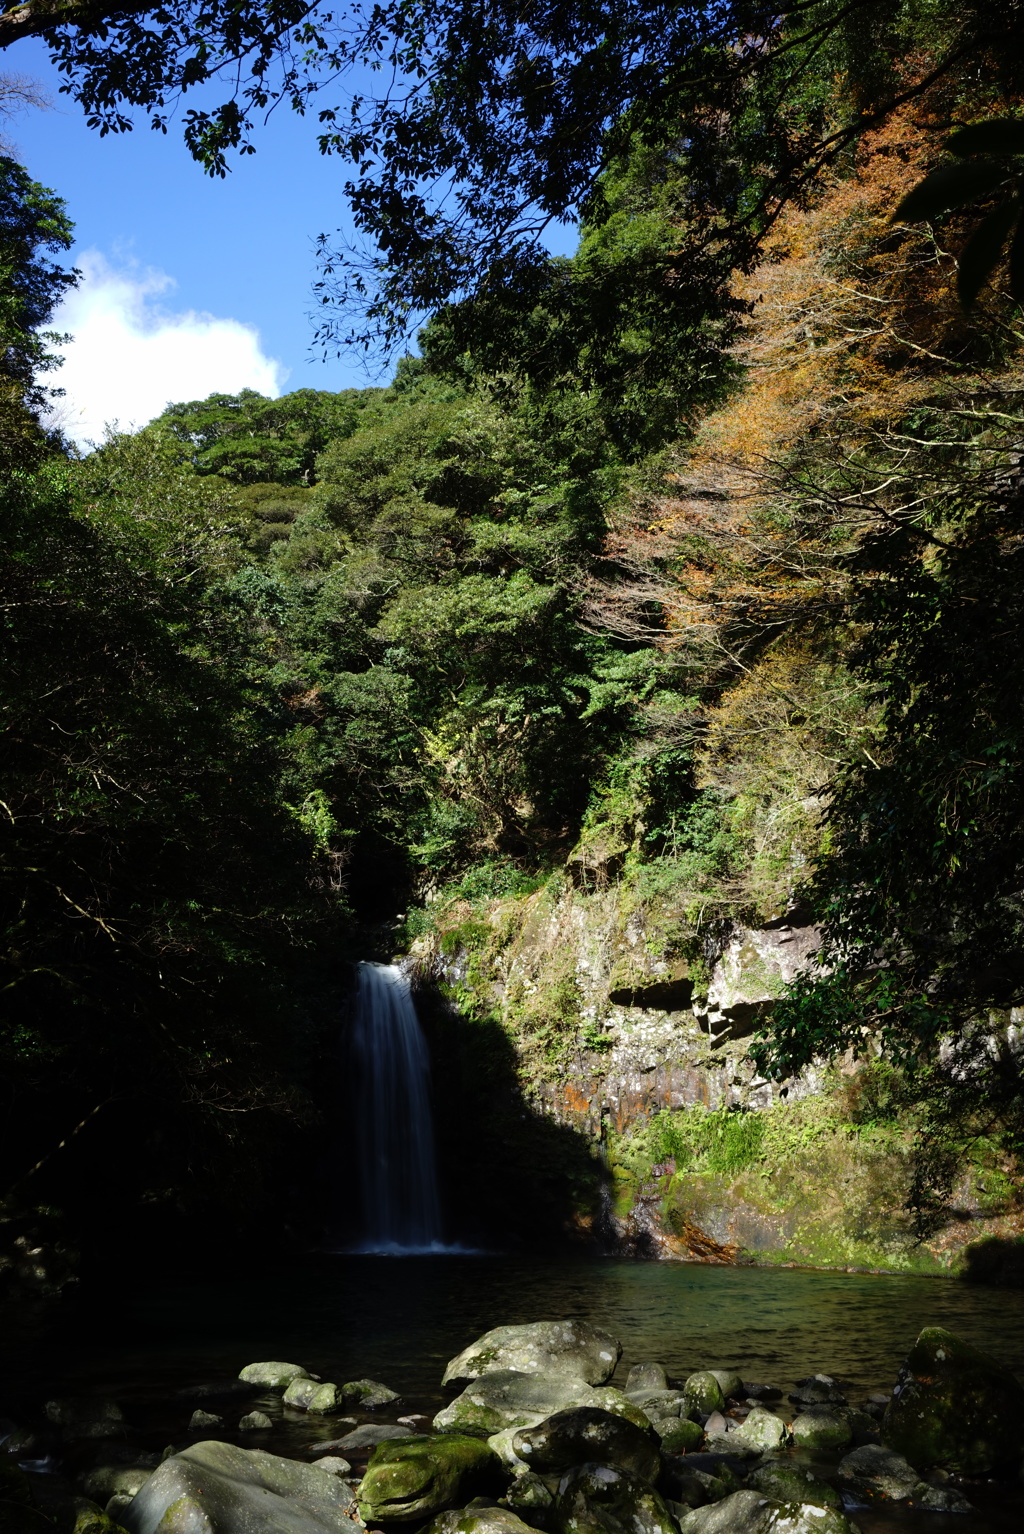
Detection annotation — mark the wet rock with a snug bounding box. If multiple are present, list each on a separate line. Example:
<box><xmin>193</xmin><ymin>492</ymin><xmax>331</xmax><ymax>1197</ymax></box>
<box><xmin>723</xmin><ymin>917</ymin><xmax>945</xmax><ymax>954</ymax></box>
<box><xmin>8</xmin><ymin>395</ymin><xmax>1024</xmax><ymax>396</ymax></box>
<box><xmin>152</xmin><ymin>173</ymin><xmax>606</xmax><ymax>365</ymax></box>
<box><xmin>513</xmin><ymin>1408</ymin><xmax>659</xmax><ymax>1483</ymax></box>
<box><xmin>425</xmin><ymin>1507</ymin><xmax>538</xmax><ymax>1534</ymax></box>
<box><xmin>626</xmin><ymin>1365</ymin><xmax>668</xmax><ymax>1395</ymax></box>
<box><xmin>357</xmin><ymin>1435</ymin><xmax>500</xmax><ymax>1523</ymax></box>
<box><xmin>912</xmin><ymin>1484</ymin><xmax>974</xmax><ymax>1512</ymax></box>
<box><xmin>315</xmin><ymin>1458</ymin><xmax>354</xmax><ymax>1479</ymax></box>
<box><xmin>837</xmin><ymin>1443</ymin><xmax>918</xmax><ymax>1500</ymax></box>
<box><xmin>82</xmin><ymin>1464</ymin><xmax>154</xmax><ymax>1503</ymax></box>
<box><xmin>882</xmin><ymin>1326</ymin><xmax>1024</xmax><ymax>1474</ymax></box>
<box><xmin>707</xmin><ymin>1373</ymin><xmax>743</xmax><ymax>1403</ymax></box>
<box><xmin>341</xmin><ymin>1379</ymin><xmax>402</xmax><ymax>1411</ymax></box>
<box><xmin>676</xmin><ymin>1491</ymin><xmax>855</xmax><ymax>1534</ymax></box>
<box><xmin>789</xmin><ymin>1378</ymin><xmax>846</xmax><ymax>1407</ymax></box>
<box><xmin>435</xmin><ymin>1375</ymin><xmax>649</xmax><ymax>1440</ymax></box>
<box><xmin>334</xmin><ymin>1424</ymin><xmax>415</xmax><ymax>1451</ymax></box>
<box><xmin>399</xmin><ymin>1416</ymin><xmax>433</xmax><ymax>1430</ymax></box>
<box><xmin>683</xmin><ymin>1374</ymin><xmax>725</xmax><ymax>1417</ymax></box>
<box><xmin>189</xmin><ymin>1409</ymin><xmax>224</xmax><ymax>1430</ymax></box>
<box><xmin>626</xmin><ymin>1390</ymin><xmax>688</xmax><ymax>1419</ymax></box>
<box><xmin>44</xmin><ymin>1399</ymin><xmax>125</xmax><ymax>1440</ymax></box>
<box><xmin>443</xmin><ymin>1323</ymin><xmax>622</xmax><ymax>1389</ymax></box>
<box><xmin>240</xmin><ymin>1411</ymin><xmax>274</xmax><ymax>1431</ymax></box>
<box><xmin>285</xmin><ymin>1379</ymin><xmax>341</xmax><ymax>1415</ymax></box>
<box><xmin>120</xmin><ymin>1440</ymin><xmax>360</xmax><ymax>1533</ymax></box>
<box><xmin>507</xmin><ymin>1472</ymin><xmax>556</xmax><ymax>1516</ymax></box>
<box><xmin>553</xmin><ymin>1462</ymin><xmax>677</xmax><ymax>1534</ymax></box>
<box><xmin>745</xmin><ymin>1462</ymin><xmax>840</xmax><ymax>1509</ymax></box>
<box><xmin>791</xmin><ymin>1410</ymin><xmax>851</xmax><ymax>1450</ymax></box>
<box><xmin>238</xmin><ymin>1361</ymin><xmax>311</xmax><ymax>1392</ymax></box>
<box><xmin>731</xmin><ymin>1408</ymin><xmax>787</xmax><ymax>1453</ymax></box>
<box><xmin>653</xmin><ymin>1419</ymin><xmax>703</xmax><ymax>1454</ymax></box>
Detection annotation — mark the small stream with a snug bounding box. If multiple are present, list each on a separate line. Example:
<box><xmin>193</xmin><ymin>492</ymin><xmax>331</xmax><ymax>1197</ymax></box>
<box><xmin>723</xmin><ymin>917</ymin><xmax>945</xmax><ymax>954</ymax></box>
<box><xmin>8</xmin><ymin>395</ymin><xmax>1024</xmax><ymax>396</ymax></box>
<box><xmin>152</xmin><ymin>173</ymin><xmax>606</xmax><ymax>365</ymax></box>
<box><xmin>6</xmin><ymin>1255</ymin><xmax>1024</xmax><ymax>1532</ymax></box>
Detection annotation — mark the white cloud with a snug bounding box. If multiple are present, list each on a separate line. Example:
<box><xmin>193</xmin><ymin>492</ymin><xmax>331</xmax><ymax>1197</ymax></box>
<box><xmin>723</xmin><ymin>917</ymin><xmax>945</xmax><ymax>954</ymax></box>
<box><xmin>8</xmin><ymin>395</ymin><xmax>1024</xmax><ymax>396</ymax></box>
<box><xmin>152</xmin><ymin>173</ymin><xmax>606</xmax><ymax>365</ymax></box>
<box><xmin>47</xmin><ymin>251</ymin><xmax>288</xmax><ymax>448</ymax></box>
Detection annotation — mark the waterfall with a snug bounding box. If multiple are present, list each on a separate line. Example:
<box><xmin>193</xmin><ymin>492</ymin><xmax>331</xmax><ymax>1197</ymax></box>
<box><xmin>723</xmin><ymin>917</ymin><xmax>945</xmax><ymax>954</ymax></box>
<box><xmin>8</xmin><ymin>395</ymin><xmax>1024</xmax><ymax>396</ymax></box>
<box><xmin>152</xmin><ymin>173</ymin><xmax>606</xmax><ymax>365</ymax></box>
<box><xmin>348</xmin><ymin>962</ymin><xmax>444</xmax><ymax>1253</ymax></box>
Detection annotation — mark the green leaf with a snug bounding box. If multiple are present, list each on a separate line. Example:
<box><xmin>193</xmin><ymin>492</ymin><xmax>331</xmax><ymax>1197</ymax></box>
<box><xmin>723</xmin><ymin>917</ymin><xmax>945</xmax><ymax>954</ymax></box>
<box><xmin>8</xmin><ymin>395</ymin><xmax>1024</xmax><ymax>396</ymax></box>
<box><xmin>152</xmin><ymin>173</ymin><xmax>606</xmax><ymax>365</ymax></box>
<box><xmin>957</xmin><ymin>197</ymin><xmax>1021</xmax><ymax>307</ymax></box>
<box><xmin>946</xmin><ymin>119</ymin><xmax>1024</xmax><ymax>158</ymax></box>
<box><xmin>1010</xmin><ymin>204</ymin><xmax>1024</xmax><ymax>305</ymax></box>
<box><xmin>894</xmin><ymin>160</ymin><xmax>1009</xmax><ymax>224</ymax></box>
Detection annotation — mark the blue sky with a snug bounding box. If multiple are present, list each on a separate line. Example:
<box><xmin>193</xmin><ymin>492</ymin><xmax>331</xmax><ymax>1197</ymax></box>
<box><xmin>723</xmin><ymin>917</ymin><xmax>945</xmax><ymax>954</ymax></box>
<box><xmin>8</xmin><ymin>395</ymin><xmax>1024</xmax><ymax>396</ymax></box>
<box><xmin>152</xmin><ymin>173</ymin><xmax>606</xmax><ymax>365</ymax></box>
<box><xmin>7</xmin><ymin>38</ymin><xmax>577</xmax><ymax>444</ymax></box>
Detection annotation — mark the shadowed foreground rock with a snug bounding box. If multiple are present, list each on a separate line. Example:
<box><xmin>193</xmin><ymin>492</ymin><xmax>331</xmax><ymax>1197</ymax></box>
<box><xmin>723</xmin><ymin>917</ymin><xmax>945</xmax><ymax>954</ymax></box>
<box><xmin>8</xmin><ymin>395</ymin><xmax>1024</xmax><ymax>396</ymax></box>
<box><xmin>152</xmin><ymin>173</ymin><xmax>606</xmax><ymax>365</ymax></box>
<box><xmin>513</xmin><ymin>1407</ymin><xmax>660</xmax><ymax>1482</ymax></box>
<box><xmin>443</xmin><ymin>1323</ymin><xmax>622</xmax><ymax>1388</ymax></box>
<box><xmin>121</xmin><ymin>1441</ymin><xmax>361</xmax><ymax>1533</ymax></box>
<box><xmin>882</xmin><ymin>1326</ymin><xmax>1024</xmax><ymax>1473</ymax></box>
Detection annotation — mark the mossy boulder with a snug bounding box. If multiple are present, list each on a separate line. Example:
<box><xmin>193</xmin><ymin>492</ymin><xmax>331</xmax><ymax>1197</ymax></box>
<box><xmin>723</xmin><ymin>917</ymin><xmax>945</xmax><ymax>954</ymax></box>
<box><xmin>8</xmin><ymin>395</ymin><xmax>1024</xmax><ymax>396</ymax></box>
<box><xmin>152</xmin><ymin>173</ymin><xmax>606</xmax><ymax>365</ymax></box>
<box><xmin>732</xmin><ymin>1408</ymin><xmax>787</xmax><ymax>1453</ymax></box>
<box><xmin>881</xmin><ymin>1326</ymin><xmax>1024</xmax><ymax>1474</ymax></box>
<box><xmin>341</xmin><ymin>1379</ymin><xmax>402</xmax><ymax>1411</ymax></box>
<box><xmin>443</xmin><ymin>1323</ymin><xmax>622</xmax><ymax>1388</ymax></box>
<box><xmin>435</xmin><ymin>1375</ymin><xmax>649</xmax><ymax>1440</ymax></box>
<box><xmin>513</xmin><ymin>1408</ymin><xmax>659</xmax><ymax>1483</ymax></box>
<box><xmin>682</xmin><ymin>1374</ymin><xmax>725</xmax><ymax>1417</ymax></box>
<box><xmin>357</xmin><ymin>1435</ymin><xmax>500</xmax><ymax>1523</ymax></box>
<box><xmin>653</xmin><ymin>1418</ymin><xmax>703</xmax><ymax>1453</ymax></box>
<box><xmin>790</xmin><ymin>1411</ymin><xmax>851</xmax><ymax>1450</ymax></box>
<box><xmin>745</xmin><ymin>1462</ymin><xmax>841</xmax><ymax>1509</ymax></box>
<box><xmin>238</xmin><ymin>1361</ymin><xmax>311</xmax><ymax>1392</ymax></box>
<box><xmin>676</xmin><ymin>1491</ymin><xmax>855</xmax><ymax>1534</ymax></box>
<box><xmin>553</xmin><ymin>1463</ymin><xmax>677</xmax><ymax>1534</ymax></box>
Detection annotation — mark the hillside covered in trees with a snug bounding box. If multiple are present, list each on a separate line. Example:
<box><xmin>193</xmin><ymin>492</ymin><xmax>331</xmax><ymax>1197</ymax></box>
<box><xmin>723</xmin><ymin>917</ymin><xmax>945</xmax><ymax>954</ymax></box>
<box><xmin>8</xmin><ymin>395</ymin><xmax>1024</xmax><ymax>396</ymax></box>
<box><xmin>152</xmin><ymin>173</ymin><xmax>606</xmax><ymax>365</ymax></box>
<box><xmin>3</xmin><ymin>0</ymin><xmax>1024</xmax><ymax>1286</ymax></box>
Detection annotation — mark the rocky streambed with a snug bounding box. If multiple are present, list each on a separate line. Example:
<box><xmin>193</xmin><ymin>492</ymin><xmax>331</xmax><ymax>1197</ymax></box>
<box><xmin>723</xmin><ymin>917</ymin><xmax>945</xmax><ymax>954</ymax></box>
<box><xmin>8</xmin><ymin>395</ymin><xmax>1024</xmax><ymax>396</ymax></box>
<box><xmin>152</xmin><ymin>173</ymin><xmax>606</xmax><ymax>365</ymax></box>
<box><xmin>5</xmin><ymin>1317</ymin><xmax>1024</xmax><ymax>1533</ymax></box>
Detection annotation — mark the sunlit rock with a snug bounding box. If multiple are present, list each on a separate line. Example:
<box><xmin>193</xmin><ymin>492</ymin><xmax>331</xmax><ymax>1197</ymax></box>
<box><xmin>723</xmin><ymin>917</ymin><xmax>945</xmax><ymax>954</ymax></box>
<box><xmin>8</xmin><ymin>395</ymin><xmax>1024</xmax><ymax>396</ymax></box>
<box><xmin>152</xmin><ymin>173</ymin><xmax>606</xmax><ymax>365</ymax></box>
<box><xmin>443</xmin><ymin>1322</ymin><xmax>622</xmax><ymax>1388</ymax></box>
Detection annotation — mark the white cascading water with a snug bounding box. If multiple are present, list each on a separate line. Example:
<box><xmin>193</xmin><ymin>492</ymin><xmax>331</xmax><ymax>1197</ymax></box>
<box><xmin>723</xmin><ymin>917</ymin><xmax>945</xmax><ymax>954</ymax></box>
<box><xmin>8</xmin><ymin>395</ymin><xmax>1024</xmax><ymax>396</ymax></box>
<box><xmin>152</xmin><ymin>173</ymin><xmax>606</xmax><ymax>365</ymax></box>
<box><xmin>348</xmin><ymin>962</ymin><xmax>444</xmax><ymax>1253</ymax></box>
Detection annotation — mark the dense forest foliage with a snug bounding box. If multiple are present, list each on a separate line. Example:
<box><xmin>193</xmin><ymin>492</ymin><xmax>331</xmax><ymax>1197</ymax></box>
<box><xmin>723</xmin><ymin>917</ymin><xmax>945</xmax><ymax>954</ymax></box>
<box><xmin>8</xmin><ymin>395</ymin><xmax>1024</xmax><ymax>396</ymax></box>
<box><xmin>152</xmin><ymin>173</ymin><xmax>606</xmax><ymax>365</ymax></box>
<box><xmin>3</xmin><ymin>0</ymin><xmax>1024</xmax><ymax>1280</ymax></box>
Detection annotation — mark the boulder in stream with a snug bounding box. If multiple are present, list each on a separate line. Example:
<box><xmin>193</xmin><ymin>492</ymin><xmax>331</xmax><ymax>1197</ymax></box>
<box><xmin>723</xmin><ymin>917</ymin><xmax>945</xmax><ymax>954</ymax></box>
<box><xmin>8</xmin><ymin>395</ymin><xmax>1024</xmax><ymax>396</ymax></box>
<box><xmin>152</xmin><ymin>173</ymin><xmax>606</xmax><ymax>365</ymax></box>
<box><xmin>513</xmin><ymin>1407</ymin><xmax>660</xmax><ymax>1483</ymax></box>
<box><xmin>676</xmin><ymin>1490</ymin><xmax>855</xmax><ymax>1534</ymax></box>
<box><xmin>443</xmin><ymin>1323</ymin><xmax>622</xmax><ymax>1388</ymax></box>
<box><xmin>435</xmin><ymin>1375</ymin><xmax>649</xmax><ymax>1439</ymax></box>
<box><xmin>341</xmin><ymin>1379</ymin><xmax>402</xmax><ymax>1411</ymax></box>
<box><xmin>682</xmin><ymin>1374</ymin><xmax>725</xmax><ymax>1417</ymax></box>
<box><xmin>837</xmin><ymin>1443</ymin><xmax>973</xmax><ymax>1510</ymax></box>
<box><xmin>625</xmin><ymin>1365</ymin><xmax>668</xmax><ymax>1394</ymax></box>
<box><xmin>357</xmin><ymin>1434</ymin><xmax>500</xmax><ymax>1523</ymax></box>
<box><xmin>240</xmin><ymin>1411</ymin><xmax>274</xmax><ymax>1431</ymax></box>
<box><xmin>425</xmin><ymin>1507</ymin><xmax>539</xmax><ymax>1534</ymax></box>
<box><xmin>790</xmin><ymin>1410</ymin><xmax>851</xmax><ymax>1450</ymax></box>
<box><xmin>730</xmin><ymin>1408</ymin><xmax>787</xmax><ymax>1453</ymax></box>
<box><xmin>284</xmin><ymin>1379</ymin><xmax>341</xmax><ymax>1415</ymax></box>
<box><xmin>789</xmin><ymin>1377</ymin><xmax>846</xmax><ymax>1407</ymax></box>
<box><xmin>553</xmin><ymin>1462</ymin><xmax>677</xmax><ymax>1534</ymax></box>
<box><xmin>239</xmin><ymin>1361</ymin><xmax>311</xmax><ymax>1391</ymax></box>
<box><xmin>190</xmin><ymin>1409</ymin><xmax>224</xmax><ymax>1430</ymax></box>
<box><xmin>120</xmin><ymin>1440</ymin><xmax>360</xmax><ymax>1533</ymax></box>
<box><xmin>44</xmin><ymin>1399</ymin><xmax>125</xmax><ymax>1440</ymax></box>
<box><xmin>745</xmin><ymin>1461</ymin><xmax>841</xmax><ymax>1509</ymax></box>
<box><xmin>882</xmin><ymin>1325</ymin><xmax>1024</xmax><ymax>1474</ymax></box>
<box><xmin>653</xmin><ymin>1419</ymin><xmax>703</xmax><ymax>1453</ymax></box>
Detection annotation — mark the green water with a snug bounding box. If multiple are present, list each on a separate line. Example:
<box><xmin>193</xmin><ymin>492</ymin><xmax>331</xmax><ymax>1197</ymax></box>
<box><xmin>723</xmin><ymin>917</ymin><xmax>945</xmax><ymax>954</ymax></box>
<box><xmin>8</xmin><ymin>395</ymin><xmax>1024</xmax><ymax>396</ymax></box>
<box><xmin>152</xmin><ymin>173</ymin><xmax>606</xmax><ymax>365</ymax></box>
<box><xmin>9</xmin><ymin>1255</ymin><xmax>1024</xmax><ymax>1533</ymax></box>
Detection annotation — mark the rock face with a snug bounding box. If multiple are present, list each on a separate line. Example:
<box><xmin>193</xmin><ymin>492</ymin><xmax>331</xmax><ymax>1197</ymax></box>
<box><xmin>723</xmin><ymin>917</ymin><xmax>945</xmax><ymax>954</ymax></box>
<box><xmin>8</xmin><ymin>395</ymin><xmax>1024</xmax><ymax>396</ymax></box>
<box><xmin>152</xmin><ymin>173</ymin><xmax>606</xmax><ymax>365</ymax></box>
<box><xmin>435</xmin><ymin>1375</ymin><xmax>649</xmax><ymax>1439</ymax></box>
<box><xmin>120</xmin><ymin>1441</ymin><xmax>360</xmax><ymax>1533</ymax></box>
<box><xmin>513</xmin><ymin>1408</ymin><xmax>660</xmax><ymax>1483</ymax></box>
<box><xmin>882</xmin><ymin>1325</ymin><xmax>1024</xmax><ymax>1473</ymax></box>
<box><xmin>554</xmin><ymin>1462</ymin><xmax>677</xmax><ymax>1534</ymax></box>
<box><xmin>239</xmin><ymin>1362</ymin><xmax>311</xmax><ymax>1391</ymax></box>
<box><xmin>357</xmin><ymin>1434</ymin><xmax>500</xmax><ymax>1523</ymax></box>
<box><xmin>443</xmin><ymin>1323</ymin><xmax>622</xmax><ymax>1388</ymax></box>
